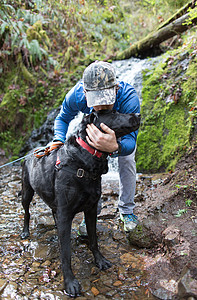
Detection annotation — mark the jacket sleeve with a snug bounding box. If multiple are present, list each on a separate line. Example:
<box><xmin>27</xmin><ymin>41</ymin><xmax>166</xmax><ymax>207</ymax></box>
<box><xmin>54</xmin><ymin>82</ymin><xmax>88</xmax><ymax>142</ymax></box>
<box><xmin>117</xmin><ymin>82</ymin><xmax>140</xmax><ymax>156</ymax></box>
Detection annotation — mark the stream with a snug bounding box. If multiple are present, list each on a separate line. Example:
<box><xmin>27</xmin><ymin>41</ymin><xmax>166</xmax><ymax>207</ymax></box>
<box><xmin>0</xmin><ymin>57</ymin><xmax>159</xmax><ymax>299</ymax></box>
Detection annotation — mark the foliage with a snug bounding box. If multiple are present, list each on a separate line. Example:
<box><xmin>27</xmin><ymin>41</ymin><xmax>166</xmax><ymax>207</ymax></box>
<box><xmin>0</xmin><ymin>0</ymin><xmax>196</xmax><ymax>158</ymax></box>
<box><xmin>0</xmin><ymin>1</ymin><xmax>55</xmax><ymax>69</ymax></box>
<box><xmin>185</xmin><ymin>199</ymin><xmax>193</xmax><ymax>207</ymax></box>
<box><xmin>183</xmin><ymin>3</ymin><xmax>197</xmax><ymax>25</ymax></box>
<box><xmin>175</xmin><ymin>208</ymin><xmax>187</xmax><ymax>217</ymax></box>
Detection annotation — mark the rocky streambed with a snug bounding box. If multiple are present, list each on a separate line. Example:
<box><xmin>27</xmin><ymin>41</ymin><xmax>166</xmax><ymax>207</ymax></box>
<box><xmin>0</xmin><ymin>146</ymin><xmax>196</xmax><ymax>299</ymax></box>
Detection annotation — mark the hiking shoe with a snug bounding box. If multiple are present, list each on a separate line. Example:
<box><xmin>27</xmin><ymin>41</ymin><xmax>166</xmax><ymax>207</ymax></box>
<box><xmin>78</xmin><ymin>218</ymin><xmax>87</xmax><ymax>237</ymax></box>
<box><xmin>120</xmin><ymin>213</ymin><xmax>139</xmax><ymax>232</ymax></box>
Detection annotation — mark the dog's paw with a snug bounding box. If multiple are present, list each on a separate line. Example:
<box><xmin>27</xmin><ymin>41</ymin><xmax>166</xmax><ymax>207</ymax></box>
<box><xmin>64</xmin><ymin>278</ymin><xmax>81</xmax><ymax>298</ymax></box>
<box><xmin>20</xmin><ymin>231</ymin><xmax>30</xmax><ymax>239</ymax></box>
<box><xmin>95</xmin><ymin>255</ymin><xmax>112</xmax><ymax>270</ymax></box>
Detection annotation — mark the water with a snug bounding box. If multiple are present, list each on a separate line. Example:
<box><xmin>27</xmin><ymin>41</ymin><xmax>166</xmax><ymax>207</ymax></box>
<box><xmin>0</xmin><ymin>166</ymin><xmax>156</xmax><ymax>299</ymax></box>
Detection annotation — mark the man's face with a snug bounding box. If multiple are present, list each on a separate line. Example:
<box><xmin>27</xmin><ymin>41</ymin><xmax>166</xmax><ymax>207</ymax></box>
<box><xmin>93</xmin><ymin>104</ymin><xmax>114</xmax><ymax>111</ymax></box>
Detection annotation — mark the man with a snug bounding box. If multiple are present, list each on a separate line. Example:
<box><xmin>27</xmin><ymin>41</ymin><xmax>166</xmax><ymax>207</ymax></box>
<box><xmin>51</xmin><ymin>61</ymin><xmax>140</xmax><ymax>234</ymax></box>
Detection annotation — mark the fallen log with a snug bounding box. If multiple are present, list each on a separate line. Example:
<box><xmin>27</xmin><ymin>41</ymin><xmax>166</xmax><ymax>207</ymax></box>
<box><xmin>115</xmin><ymin>12</ymin><xmax>197</xmax><ymax>60</ymax></box>
<box><xmin>157</xmin><ymin>0</ymin><xmax>196</xmax><ymax>30</ymax></box>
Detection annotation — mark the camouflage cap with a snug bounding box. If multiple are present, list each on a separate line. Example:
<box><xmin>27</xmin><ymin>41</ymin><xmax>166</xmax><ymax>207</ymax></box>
<box><xmin>83</xmin><ymin>61</ymin><xmax>116</xmax><ymax>108</ymax></box>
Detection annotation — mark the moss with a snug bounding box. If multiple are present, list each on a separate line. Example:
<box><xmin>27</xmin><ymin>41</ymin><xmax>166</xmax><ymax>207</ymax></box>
<box><xmin>26</xmin><ymin>20</ymin><xmax>50</xmax><ymax>49</ymax></box>
<box><xmin>136</xmin><ymin>38</ymin><xmax>197</xmax><ymax>173</ymax></box>
<box><xmin>0</xmin><ymin>64</ymin><xmax>67</xmax><ymax>157</ymax></box>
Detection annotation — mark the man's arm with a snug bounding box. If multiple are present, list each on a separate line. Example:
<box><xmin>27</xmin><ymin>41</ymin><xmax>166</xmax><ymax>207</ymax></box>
<box><xmin>54</xmin><ymin>81</ymin><xmax>89</xmax><ymax>142</ymax></box>
<box><xmin>116</xmin><ymin>82</ymin><xmax>140</xmax><ymax>156</ymax></box>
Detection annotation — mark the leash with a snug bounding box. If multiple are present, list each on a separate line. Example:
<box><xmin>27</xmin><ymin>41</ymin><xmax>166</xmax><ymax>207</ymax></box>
<box><xmin>0</xmin><ymin>153</ymin><xmax>33</xmax><ymax>169</ymax></box>
<box><xmin>0</xmin><ymin>147</ymin><xmax>47</xmax><ymax>169</ymax></box>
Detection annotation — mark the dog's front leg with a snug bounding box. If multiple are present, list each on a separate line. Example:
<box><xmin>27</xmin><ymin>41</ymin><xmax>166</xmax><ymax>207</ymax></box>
<box><xmin>56</xmin><ymin>210</ymin><xmax>81</xmax><ymax>297</ymax></box>
<box><xmin>85</xmin><ymin>203</ymin><xmax>112</xmax><ymax>270</ymax></box>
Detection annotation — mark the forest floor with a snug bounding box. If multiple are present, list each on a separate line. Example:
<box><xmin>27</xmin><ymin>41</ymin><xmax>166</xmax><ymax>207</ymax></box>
<box><xmin>0</xmin><ymin>146</ymin><xmax>196</xmax><ymax>299</ymax></box>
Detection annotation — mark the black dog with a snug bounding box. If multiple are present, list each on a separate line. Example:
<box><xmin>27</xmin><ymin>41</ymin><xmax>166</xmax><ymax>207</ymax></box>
<box><xmin>21</xmin><ymin>109</ymin><xmax>140</xmax><ymax>297</ymax></box>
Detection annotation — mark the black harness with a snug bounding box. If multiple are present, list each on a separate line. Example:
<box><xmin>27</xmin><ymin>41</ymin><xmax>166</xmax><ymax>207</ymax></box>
<box><xmin>55</xmin><ymin>156</ymin><xmax>100</xmax><ymax>180</ymax></box>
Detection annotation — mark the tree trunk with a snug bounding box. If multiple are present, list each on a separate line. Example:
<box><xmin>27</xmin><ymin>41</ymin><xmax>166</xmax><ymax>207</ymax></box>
<box><xmin>115</xmin><ymin>12</ymin><xmax>197</xmax><ymax>60</ymax></box>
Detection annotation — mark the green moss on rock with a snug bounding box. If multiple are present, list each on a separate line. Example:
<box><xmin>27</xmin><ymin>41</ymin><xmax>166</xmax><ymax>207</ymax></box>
<box><xmin>136</xmin><ymin>37</ymin><xmax>197</xmax><ymax>173</ymax></box>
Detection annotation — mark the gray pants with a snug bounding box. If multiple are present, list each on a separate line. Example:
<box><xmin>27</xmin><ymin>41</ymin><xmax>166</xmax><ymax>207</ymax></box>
<box><xmin>98</xmin><ymin>148</ymin><xmax>136</xmax><ymax>215</ymax></box>
<box><xmin>118</xmin><ymin>148</ymin><xmax>136</xmax><ymax>214</ymax></box>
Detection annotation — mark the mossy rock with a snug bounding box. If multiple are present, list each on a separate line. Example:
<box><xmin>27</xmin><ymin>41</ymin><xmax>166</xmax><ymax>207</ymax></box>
<box><xmin>128</xmin><ymin>219</ymin><xmax>161</xmax><ymax>248</ymax></box>
<box><xmin>136</xmin><ymin>41</ymin><xmax>197</xmax><ymax>173</ymax></box>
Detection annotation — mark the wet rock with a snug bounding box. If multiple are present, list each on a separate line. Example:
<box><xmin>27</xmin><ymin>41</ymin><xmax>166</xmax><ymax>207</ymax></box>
<box><xmin>33</xmin><ymin>243</ymin><xmax>51</xmax><ymax>260</ymax></box>
<box><xmin>1</xmin><ymin>282</ymin><xmax>18</xmax><ymax>299</ymax></box>
<box><xmin>134</xmin><ymin>192</ymin><xmax>145</xmax><ymax>202</ymax></box>
<box><xmin>32</xmin><ymin>261</ymin><xmax>41</xmax><ymax>268</ymax></box>
<box><xmin>120</xmin><ymin>253</ymin><xmax>139</xmax><ymax>264</ymax></box>
<box><xmin>113</xmin><ymin>280</ymin><xmax>123</xmax><ymax>286</ymax></box>
<box><xmin>98</xmin><ymin>207</ymin><xmax>117</xmax><ymax>219</ymax></box>
<box><xmin>106</xmin><ymin>290</ymin><xmax>117</xmax><ymax>297</ymax></box>
<box><xmin>41</xmin><ymin>260</ymin><xmax>51</xmax><ymax>267</ymax></box>
<box><xmin>0</xmin><ymin>279</ymin><xmax>8</xmax><ymax>293</ymax></box>
<box><xmin>151</xmin><ymin>286</ymin><xmax>175</xmax><ymax>300</ymax></box>
<box><xmin>102</xmin><ymin>188</ymin><xmax>116</xmax><ymax>196</ymax></box>
<box><xmin>8</xmin><ymin>180</ymin><xmax>21</xmax><ymax>188</ymax></box>
<box><xmin>19</xmin><ymin>281</ymin><xmax>35</xmax><ymax>296</ymax></box>
<box><xmin>36</xmin><ymin>215</ymin><xmax>55</xmax><ymax>229</ymax></box>
<box><xmin>178</xmin><ymin>267</ymin><xmax>197</xmax><ymax>299</ymax></box>
<box><xmin>91</xmin><ymin>286</ymin><xmax>100</xmax><ymax>296</ymax></box>
<box><xmin>128</xmin><ymin>219</ymin><xmax>161</xmax><ymax>248</ymax></box>
<box><xmin>139</xmin><ymin>175</ymin><xmax>152</xmax><ymax>186</ymax></box>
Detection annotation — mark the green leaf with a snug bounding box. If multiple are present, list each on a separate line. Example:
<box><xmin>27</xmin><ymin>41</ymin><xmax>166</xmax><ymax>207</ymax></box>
<box><xmin>175</xmin><ymin>209</ymin><xmax>187</xmax><ymax>217</ymax></box>
<box><xmin>0</xmin><ymin>21</ymin><xmax>8</xmax><ymax>35</ymax></box>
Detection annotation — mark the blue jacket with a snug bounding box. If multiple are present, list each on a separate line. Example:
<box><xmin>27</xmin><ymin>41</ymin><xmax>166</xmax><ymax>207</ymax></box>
<box><xmin>54</xmin><ymin>80</ymin><xmax>140</xmax><ymax>156</ymax></box>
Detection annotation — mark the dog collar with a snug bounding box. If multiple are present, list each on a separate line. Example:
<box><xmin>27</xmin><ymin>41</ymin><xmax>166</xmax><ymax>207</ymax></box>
<box><xmin>76</xmin><ymin>137</ymin><xmax>103</xmax><ymax>158</ymax></box>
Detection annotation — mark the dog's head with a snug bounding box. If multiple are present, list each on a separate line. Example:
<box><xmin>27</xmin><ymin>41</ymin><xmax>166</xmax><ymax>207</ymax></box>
<box><xmin>81</xmin><ymin>109</ymin><xmax>141</xmax><ymax>138</ymax></box>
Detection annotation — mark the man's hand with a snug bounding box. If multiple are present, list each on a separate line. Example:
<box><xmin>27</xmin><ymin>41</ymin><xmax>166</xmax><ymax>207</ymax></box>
<box><xmin>86</xmin><ymin>123</ymin><xmax>118</xmax><ymax>153</ymax></box>
<box><xmin>49</xmin><ymin>141</ymin><xmax>64</xmax><ymax>152</ymax></box>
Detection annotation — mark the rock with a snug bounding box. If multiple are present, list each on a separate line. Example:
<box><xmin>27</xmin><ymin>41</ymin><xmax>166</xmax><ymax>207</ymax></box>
<box><xmin>128</xmin><ymin>219</ymin><xmax>161</xmax><ymax>248</ymax></box>
<box><xmin>134</xmin><ymin>192</ymin><xmax>145</xmax><ymax>202</ymax></box>
<box><xmin>91</xmin><ymin>286</ymin><xmax>100</xmax><ymax>296</ymax></box>
<box><xmin>41</xmin><ymin>260</ymin><xmax>51</xmax><ymax>267</ymax></box>
<box><xmin>0</xmin><ymin>279</ymin><xmax>8</xmax><ymax>293</ymax></box>
<box><xmin>113</xmin><ymin>280</ymin><xmax>122</xmax><ymax>286</ymax></box>
<box><xmin>98</xmin><ymin>207</ymin><xmax>117</xmax><ymax>219</ymax></box>
<box><xmin>139</xmin><ymin>175</ymin><xmax>152</xmax><ymax>186</ymax></box>
<box><xmin>151</xmin><ymin>287</ymin><xmax>175</xmax><ymax>300</ymax></box>
<box><xmin>120</xmin><ymin>253</ymin><xmax>138</xmax><ymax>264</ymax></box>
<box><xmin>178</xmin><ymin>267</ymin><xmax>197</xmax><ymax>299</ymax></box>
<box><xmin>102</xmin><ymin>188</ymin><xmax>115</xmax><ymax>196</ymax></box>
<box><xmin>1</xmin><ymin>282</ymin><xmax>18</xmax><ymax>299</ymax></box>
<box><xmin>36</xmin><ymin>215</ymin><xmax>55</xmax><ymax>229</ymax></box>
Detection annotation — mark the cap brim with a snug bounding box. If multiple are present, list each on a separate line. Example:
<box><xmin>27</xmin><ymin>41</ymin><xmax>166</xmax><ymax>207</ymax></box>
<box><xmin>86</xmin><ymin>86</ymin><xmax>116</xmax><ymax>108</ymax></box>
